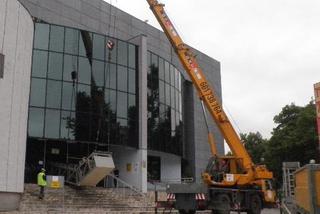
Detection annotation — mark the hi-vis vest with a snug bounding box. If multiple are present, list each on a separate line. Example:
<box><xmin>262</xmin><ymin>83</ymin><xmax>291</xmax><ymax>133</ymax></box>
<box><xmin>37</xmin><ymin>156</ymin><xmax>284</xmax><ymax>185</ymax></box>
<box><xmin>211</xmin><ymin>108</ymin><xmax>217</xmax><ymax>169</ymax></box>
<box><xmin>37</xmin><ymin>172</ymin><xmax>47</xmax><ymax>186</ymax></box>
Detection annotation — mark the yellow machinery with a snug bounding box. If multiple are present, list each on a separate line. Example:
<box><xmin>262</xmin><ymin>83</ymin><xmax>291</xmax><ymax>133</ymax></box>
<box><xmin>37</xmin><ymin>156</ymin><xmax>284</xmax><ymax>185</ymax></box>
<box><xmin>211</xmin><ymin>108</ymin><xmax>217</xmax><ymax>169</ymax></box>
<box><xmin>146</xmin><ymin>0</ymin><xmax>276</xmax><ymax>212</ymax></box>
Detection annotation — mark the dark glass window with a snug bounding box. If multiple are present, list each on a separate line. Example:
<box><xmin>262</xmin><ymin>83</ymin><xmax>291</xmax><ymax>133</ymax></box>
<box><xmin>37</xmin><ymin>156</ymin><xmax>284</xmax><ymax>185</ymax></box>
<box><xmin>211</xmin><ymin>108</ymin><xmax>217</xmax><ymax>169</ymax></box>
<box><xmin>34</xmin><ymin>23</ymin><xmax>49</xmax><ymax>50</ymax></box>
<box><xmin>49</xmin><ymin>25</ymin><xmax>64</xmax><ymax>52</ymax></box>
<box><xmin>164</xmin><ymin>61</ymin><xmax>170</xmax><ymax>83</ymax></box>
<box><xmin>28</xmin><ymin>22</ymin><xmax>138</xmax><ymax>155</ymax></box>
<box><xmin>65</xmin><ymin>28</ymin><xmax>79</xmax><ymax>55</ymax></box>
<box><xmin>159</xmin><ymin>58</ymin><xmax>164</xmax><ymax>80</ymax></box>
<box><xmin>117</xmin><ymin>91</ymin><xmax>127</xmax><ymax>118</ymax></box>
<box><xmin>107</xmin><ymin>38</ymin><xmax>117</xmax><ymax>63</ymax></box>
<box><xmin>170</xmin><ymin>65</ymin><xmax>175</xmax><ymax>87</ymax></box>
<box><xmin>45</xmin><ymin>109</ymin><xmax>60</xmax><ymax>138</ymax></box>
<box><xmin>147</xmin><ymin>156</ymin><xmax>161</xmax><ymax>181</ymax></box>
<box><xmin>93</xmin><ymin>34</ymin><xmax>105</xmax><ymax>60</ymax></box>
<box><xmin>79</xmin><ymin>31</ymin><xmax>92</xmax><ymax>57</ymax></box>
<box><xmin>61</xmin><ymin>82</ymin><xmax>76</xmax><ymax>110</ymax></box>
<box><xmin>28</xmin><ymin>107</ymin><xmax>44</xmax><ymax>137</ymax></box>
<box><xmin>165</xmin><ymin>83</ymin><xmax>170</xmax><ymax>106</ymax></box>
<box><xmin>32</xmin><ymin>50</ymin><xmax>48</xmax><ymax>78</ymax></box>
<box><xmin>63</xmin><ymin>54</ymin><xmax>78</xmax><ymax>82</ymax></box>
<box><xmin>30</xmin><ymin>78</ymin><xmax>46</xmax><ymax>107</ymax></box>
<box><xmin>128</xmin><ymin>68</ymin><xmax>136</xmax><ymax>94</ymax></box>
<box><xmin>48</xmin><ymin>52</ymin><xmax>63</xmax><ymax>80</ymax></box>
<box><xmin>109</xmin><ymin>89</ymin><xmax>117</xmax><ymax>113</ymax></box>
<box><xmin>78</xmin><ymin>57</ymin><xmax>91</xmax><ymax>84</ymax></box>
<box><xmin>46</xmin><ymin>80</ymin><xmax>62</xmax><ymax>109</ymax></box>
<box><xmin>159</xmin><ymin>80</ymin><xmax>165</xmax><ymax>104</ymax></box>
<box><xmin>92</xmin><ymin>60</ymin><xmax>104</xmax><ymax>87</ymax></box>
<box><xmin>128</xmin><ymin>44</ymin><xmax>136</xmax><ymax>69</ymax></box>
<box><xmin>117</xmin><ymin>40</ymin><xmax>128</xmax><ymax>66</ymax></box>
<box><xmin>108</xmin><ymin>63</ymin><xmax>117</xmax><ymax>90</ymax></box>
<box><xmin>117</xmin><ymin>65</ymin><xmax>127</xmax><ymax>92</ymax></box>
<box><xmin>60</xmin><ymin>111</ymin><xmax>75</xmax><ymax>139</ymax></box>
<box><xmin>147</xmin><ymin>51</ymin><xmax>184</xmax><ymax>156</ymax></box>
<box><xmin>171</xmin><ymin>86</ymin><xmax>175</xmax><ymax>109</ymax></box>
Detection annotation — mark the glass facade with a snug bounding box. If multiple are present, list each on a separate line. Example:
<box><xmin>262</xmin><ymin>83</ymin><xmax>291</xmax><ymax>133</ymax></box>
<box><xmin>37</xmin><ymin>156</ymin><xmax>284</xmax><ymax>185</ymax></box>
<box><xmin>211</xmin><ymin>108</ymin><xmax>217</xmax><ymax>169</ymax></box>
<box><xmin>28</xmin><ymin>23</ymin><xmax>138</xmax><ymax>150</ymax></box>
<box><xmin>147</xmin><ymin>52</ymin><xmax>184</xmax><ymax>156</ymax></box>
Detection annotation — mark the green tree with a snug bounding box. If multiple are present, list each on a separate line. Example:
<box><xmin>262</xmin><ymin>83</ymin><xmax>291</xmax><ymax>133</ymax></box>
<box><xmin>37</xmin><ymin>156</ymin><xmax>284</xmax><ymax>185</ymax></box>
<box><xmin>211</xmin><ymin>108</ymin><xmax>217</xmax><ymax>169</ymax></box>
<box><xmin>263</xmin><ymin>102</ymin><xmax>319</xmax><ymax>182</ymax></box>
<box><xmin>241</xmin><ymin>132</ymin><xmax>267</xmax><ymax>164</ymax></box>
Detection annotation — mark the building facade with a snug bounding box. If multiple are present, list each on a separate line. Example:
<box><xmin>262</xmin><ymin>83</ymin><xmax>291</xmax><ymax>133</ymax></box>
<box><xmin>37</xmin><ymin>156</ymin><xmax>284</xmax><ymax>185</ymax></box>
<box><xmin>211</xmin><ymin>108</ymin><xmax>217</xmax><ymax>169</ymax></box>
<box><xmin>0</xmin><ymin>0</ymin><xmax>223</xmax><ymax>210</ymax></box>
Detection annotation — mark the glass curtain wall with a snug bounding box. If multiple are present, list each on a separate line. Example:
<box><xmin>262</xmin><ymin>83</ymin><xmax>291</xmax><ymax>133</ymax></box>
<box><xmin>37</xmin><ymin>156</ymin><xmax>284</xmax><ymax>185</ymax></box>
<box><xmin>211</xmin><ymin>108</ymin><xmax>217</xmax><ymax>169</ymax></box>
<box><xmin>26</xmin><ymin>22</ymin><xmax>138</xmax><ymax>178</ymax></box>
<box><xmin>147</xmin><ymin>51</ymin><xmax>184</xmax><ymax>156</ymax></box>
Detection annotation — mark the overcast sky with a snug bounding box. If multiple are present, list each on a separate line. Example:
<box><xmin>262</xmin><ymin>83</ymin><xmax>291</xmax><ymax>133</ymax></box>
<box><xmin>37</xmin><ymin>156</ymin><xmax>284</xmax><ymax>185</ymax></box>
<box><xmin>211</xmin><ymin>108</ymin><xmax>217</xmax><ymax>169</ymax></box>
<box><xmin>107</xmin><ymin>0</ymin><xmax>320</xmax><ymax>139</ymax></box>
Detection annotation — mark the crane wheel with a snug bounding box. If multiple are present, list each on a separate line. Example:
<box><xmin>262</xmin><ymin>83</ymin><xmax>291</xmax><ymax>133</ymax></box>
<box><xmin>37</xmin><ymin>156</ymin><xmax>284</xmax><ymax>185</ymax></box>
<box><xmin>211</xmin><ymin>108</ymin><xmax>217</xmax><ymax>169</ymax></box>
<box><xmin>211</xmin><ymin>193</ymin><xmax>231</xmax><ymax>214</ymax></box>
<box><xmin>247</xmin><ymin>194</ymin><xmax>262</xmax><ymax>214</ymax></box>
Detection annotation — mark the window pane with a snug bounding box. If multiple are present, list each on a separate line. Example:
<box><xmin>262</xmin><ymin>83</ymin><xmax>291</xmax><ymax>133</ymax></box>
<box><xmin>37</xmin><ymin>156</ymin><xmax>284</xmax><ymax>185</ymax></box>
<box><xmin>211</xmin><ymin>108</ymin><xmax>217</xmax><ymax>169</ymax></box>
<box><xmin>65</xmin><ymin>28</ymin><xmax>79</xmax><ymax>55</ymax></box>
<box><xmin>62</xmin><ymin>82</ymin><xmax>76</xmax><ymax>110</ymax></box>
<box><xmin>32</xmin><ymin>50</ymin><xmax>48</xmax><ymax>78</ymax></box>
<box><xmin>78</xmin><ymin>57</ymin><xmax>91</xmax><ymax>84</ymax></box>
<box><xmin>34</xmin><ymin>23</ymin><xmax>49</xmax><ymax>50</ymax></box>
<box><xmin>45</xmin><ymin>109</ymin><xmax>60</xmax><ymax>139</ymax></box>
<box><xmin>128</xmin><ymin>68</ymin><xmax>136</xmax><ymax>94</ymax></box>
<box><xmin>117</xmin><ymin>40</ymin><xmax>128</xmax><ymax>66</ymax></box>
<box><xmin>30</xmin><ymin>78</ymin><xmax>46</xmax><ymax>107</ymax></box>
<box><xmin>77</xmin><ymin>84</ymin><xmax>91</xmax><ymax>113</ymax></box>
<box><xmin>109</xmin><ymin>89</ymin><xmax>117</xmax><ymax>113</ymax></box>
<box><xmin>170</xmin><ymin>65</ymin><xmax>175</xmax><ymax>87</ymax></box>
<box><xmin>151</xmin><ymin>54</ymin><xmax>158</xmax><ymax>68</ymax></box>
<box><xmin>128</xmin><ymin>94</ymin><xmax>136</xmax><ymax>108</ymax></box>
<box><xmin>49</xmin><ymin>25</ymin><xmax>64</xmax><ymax>52</ymax></box>
<box><xmin>159</xmin><ymin>80</ymin><xmax>165</xmax><ymax>104</ymax></box>
<box><xmin>48</xmin><ymin>52</ymin><xmax>63</xmax><ymax>80</ymax></box>
<box><xmin>46</xmin><ymin>80</ymin><xmax>62</xmax><ymax>109</ymax></box>
<box><xmin>92</xmin><ymin>60</ymin><xmax>104</xmax><ymax>87</ymax></box>
<box><xmin>117</xmin><ymin>91</ymin><xmax>127</xmax><ymax>118</ymax></box>
<box><xmin>63</xmin><ymin>54</ymin><xmax>78</xmax><ymax>82</ymax></box>
<box><xmin>159</xmin><ymin>58</ymin><xmax>164</xmax><ymax>80</ymax></box>
<box><xmin>79</xmin><ymin>31</ymin><xmax>92</xmax><ymax>57</ymax></box>
<box><xmin>106</xmin><ymin>38</ymin><xmax>117</xmax><ymax>63</ymax></box>
<box><xmin>175</xmin><ymin>69</ymin><xmax>179</xmax><ymax>89</ymax></box>
<box><xmin>164</xmin><ymin>61</ymin><xmax>170</xmax><ymax>83</ymax></box>
<box><xmin>117</xmin><ymin>65</ymin><xmax>127</xmax><ymax>92</ymax></box>
<box><xmin>28</xmin><ymin>108</ymin><xmax>44</xmax><ymax>137</ymax></box>
<box><xmin>108</xmin><ymin>63</ymin><xmax>116</xmax><ymax>90</ymax></box>
<box><xmin>128</xmin><ymin>44</ymin><xmax>136</xmax><ymax>69</ymax></box>
<box><xmin>165</xmin><ymin>83</ymin><xmax>170</xmax><ymax>106</ymax></box>
<box><xmin>175</xmin><ymin>90</ymin><xmax>179</xmax><ymax>111</ymax></box>
<box><xmin>178</xmin><ymin>73</ymin><xmax>182</xmax><ymax>91</ymax></box>
<box><xmin>171</xmin><ymin>86</ymin><xmax>175</xmax><ymax>109</ymax></box>
<box><xmin>171</xmin><ymin>109</ymin><xmax>176</xmax><ymax>134</ymax></box>
<box><xmin>60</xmin><ymin>111</ymin><xmax>75</xmax><ymax>140</ymax></box>
<box><xmin>93</xmin><ymin>34</ymin><xmax>105</xmax><ymax>60</ymax></box>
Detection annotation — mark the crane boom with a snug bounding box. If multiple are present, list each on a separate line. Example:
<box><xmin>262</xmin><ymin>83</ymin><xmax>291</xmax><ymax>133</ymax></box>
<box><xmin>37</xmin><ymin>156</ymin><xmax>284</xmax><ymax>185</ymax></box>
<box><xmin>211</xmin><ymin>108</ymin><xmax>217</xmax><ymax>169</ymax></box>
<box><xmin>146</xmin><ymin>0</ymin><xmax>252</xmax><ymax>170</ymax></box>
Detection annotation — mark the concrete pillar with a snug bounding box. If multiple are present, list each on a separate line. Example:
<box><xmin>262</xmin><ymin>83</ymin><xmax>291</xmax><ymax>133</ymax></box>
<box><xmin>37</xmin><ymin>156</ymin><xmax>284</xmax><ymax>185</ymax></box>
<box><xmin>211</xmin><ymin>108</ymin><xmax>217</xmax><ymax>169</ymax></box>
<box><xmin>137</xmin><ymin>35</ymin><xmax>148</xmax><ymax>193</ymax></box>
<box><xmin>0</xmin><ymin>0</ymin><xmax>34</xmax><ymax>211</ymax></box>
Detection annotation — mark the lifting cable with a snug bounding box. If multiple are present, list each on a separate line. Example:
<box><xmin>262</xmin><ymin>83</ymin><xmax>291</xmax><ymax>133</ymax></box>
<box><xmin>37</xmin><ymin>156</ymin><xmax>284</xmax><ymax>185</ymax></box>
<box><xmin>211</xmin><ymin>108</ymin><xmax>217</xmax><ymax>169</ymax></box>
<box><xmin>105</xmin><ymin>0</ymin><xmax>118</xmax><ymax>151</ymax></box>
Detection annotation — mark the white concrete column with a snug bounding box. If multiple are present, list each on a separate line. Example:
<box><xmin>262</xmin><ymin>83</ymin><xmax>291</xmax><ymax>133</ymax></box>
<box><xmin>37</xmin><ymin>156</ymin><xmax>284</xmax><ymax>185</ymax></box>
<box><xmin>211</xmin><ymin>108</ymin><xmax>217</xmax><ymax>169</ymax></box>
<box><xmin>0</xmin><ymin>0</ymin><xmax>33</xmax><ymax>211</ymax></box>
<box><xmin>137</xmin><ymin>35</ymin><xmax>148</xmax><ymax>193</ymax></box>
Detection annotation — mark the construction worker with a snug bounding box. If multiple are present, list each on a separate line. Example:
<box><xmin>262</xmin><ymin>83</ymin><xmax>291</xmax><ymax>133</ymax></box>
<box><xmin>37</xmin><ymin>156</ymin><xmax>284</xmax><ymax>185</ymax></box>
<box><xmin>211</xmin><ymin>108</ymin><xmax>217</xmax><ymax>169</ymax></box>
<box><xmin>37</xmin><ymin>168</ymin><xmax>47</xmax><ymax>199</ymax></box>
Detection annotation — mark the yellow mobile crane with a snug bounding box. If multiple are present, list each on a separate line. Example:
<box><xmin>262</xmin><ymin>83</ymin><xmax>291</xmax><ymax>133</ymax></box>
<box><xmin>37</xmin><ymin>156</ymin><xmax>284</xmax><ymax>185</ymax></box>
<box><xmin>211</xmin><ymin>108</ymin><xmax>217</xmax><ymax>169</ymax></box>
<box><xmin>146</xmin><ymin>0</ymin><xmax>277</xmax><ymax>213</ymax></box>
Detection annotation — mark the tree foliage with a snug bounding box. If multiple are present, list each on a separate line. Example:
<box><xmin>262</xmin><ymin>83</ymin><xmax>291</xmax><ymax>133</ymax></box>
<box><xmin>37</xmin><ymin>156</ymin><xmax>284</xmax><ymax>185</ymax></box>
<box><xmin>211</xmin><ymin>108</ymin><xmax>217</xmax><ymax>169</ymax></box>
<box><xmin>264</xmin><ymin>102</ymin><xmax>319</xmax><ymax>182</ymax></box>
<box><xmin>240</xmin><ymin>102</ymin><xmax>319</xmax><ymax>184</ymax></box>
<box><xmin>241</xmin><ymin>132</ymin><xmax>267</xmax><ymax>164</ymax></box>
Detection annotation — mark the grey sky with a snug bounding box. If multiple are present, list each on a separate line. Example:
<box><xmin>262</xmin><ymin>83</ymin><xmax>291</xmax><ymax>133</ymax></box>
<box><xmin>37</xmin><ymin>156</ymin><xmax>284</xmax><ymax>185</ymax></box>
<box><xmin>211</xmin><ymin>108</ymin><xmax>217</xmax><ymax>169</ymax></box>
<box><xmin>107</xmin><ymin>0</ymin><xmax>320</xmax><ymax>139</ymax></box>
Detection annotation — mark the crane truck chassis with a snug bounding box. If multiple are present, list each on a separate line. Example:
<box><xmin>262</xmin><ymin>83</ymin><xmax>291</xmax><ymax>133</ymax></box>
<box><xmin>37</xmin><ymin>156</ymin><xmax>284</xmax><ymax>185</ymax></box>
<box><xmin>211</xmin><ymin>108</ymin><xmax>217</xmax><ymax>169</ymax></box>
<box><xmin>146</xmin><ymin>0</ymin><xmax>277</xmax><ymax>213</ymax></box>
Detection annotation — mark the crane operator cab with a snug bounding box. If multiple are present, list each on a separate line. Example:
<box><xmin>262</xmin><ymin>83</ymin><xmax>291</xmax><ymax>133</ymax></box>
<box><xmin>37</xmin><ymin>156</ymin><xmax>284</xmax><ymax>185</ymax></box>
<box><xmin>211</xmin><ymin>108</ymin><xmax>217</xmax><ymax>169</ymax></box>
<box><xmin>204</xmin><ymin>155</ymin><xmax>243</xmax><ymax>184</ymax></box>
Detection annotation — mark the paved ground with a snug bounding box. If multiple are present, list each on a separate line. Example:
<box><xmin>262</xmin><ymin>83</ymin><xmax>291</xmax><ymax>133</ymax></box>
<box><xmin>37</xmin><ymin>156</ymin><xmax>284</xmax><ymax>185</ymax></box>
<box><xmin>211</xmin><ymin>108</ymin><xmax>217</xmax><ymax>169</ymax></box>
<box><xmin>230</xmin><ymin>208</ymin><xmax>280</xmax><ymax>214</ymax></box>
